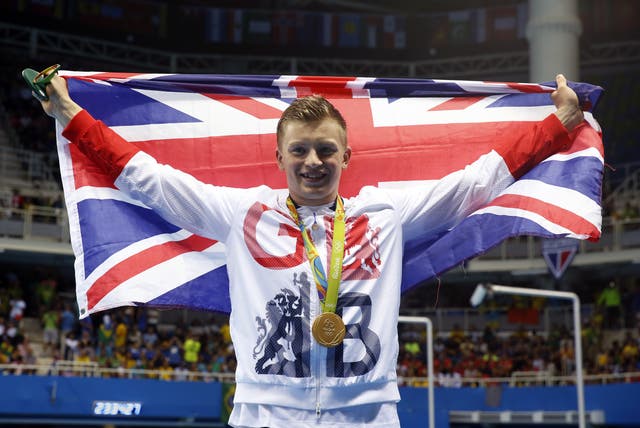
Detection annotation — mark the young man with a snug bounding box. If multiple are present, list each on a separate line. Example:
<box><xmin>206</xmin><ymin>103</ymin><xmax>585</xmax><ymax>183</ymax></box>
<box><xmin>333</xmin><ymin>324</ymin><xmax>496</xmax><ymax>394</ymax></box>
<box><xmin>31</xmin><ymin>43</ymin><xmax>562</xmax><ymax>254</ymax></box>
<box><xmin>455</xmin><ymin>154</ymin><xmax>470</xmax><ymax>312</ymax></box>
<box><xmin>39</xmin><ymin>74</ymin><xmax>582</xmax><ymax>427</ymax></box>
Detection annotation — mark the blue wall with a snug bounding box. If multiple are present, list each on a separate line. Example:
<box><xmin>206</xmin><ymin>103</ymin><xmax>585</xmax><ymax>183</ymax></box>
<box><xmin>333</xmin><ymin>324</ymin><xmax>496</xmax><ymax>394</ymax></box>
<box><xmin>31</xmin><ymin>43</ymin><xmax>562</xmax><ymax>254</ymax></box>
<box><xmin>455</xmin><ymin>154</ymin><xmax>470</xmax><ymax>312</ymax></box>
<box><xmin>0</xmin><ymin>375</ymin><xmax>221</xmax><ymax>422</ymax></box>
<box><xmin>398</xmin><ymin>384</ymin><xmax>640</xmax><ymax>427</ymax></box>
<box><xmin>0</xmin><ymin>375</ymin><xmax>638</xmax><ymax>426</ymax></box>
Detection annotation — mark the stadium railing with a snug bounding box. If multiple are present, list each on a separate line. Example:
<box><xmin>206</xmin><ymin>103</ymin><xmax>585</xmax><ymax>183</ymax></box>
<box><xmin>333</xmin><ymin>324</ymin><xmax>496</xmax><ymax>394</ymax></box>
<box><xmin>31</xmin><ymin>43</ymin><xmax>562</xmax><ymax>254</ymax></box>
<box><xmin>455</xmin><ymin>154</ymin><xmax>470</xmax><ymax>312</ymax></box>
<box><xmin>1</xmin><ymin>362</ymin><xmax>636</xmax><ymax>387</ymax></box>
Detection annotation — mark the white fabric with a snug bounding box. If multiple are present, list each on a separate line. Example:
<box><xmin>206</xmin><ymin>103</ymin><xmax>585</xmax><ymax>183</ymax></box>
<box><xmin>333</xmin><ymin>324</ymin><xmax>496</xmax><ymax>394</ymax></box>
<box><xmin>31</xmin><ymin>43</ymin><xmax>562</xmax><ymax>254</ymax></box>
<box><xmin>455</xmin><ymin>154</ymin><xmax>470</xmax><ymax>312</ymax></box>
<box><xmin>230</xmin><ymin>402</ymin><xmax>400</xmax><ymax>427</ymax></box>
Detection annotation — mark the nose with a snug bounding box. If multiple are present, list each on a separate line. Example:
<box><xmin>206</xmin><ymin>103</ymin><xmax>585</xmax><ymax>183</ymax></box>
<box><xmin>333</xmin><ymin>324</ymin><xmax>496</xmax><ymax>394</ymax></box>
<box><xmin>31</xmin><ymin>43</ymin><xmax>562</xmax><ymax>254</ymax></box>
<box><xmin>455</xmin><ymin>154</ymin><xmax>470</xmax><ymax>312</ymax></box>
<box><xmin>304</xmin><ymin>149</ymin><xmax>322</xmax><ymax>167</ymax></box>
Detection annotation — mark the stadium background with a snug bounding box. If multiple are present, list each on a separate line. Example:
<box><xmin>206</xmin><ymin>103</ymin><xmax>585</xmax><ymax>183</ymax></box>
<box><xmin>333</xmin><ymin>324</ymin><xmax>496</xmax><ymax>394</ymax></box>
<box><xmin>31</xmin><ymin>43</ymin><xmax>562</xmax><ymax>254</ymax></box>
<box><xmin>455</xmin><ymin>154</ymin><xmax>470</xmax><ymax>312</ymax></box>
<box><xmin>0</xmin><ymin>0</ymin><xmax>639</xmax><ymax>427</ymax></box>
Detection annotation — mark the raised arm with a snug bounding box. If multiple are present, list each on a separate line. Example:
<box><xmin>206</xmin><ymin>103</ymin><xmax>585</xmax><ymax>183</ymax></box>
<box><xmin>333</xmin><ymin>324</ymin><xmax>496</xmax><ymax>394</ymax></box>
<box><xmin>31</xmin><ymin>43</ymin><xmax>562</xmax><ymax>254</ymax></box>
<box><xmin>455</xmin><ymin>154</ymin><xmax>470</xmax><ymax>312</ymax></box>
<box><xmin>392</xmin><ymin>74</ymin><xmax>585</xmax><ymax>237</ymax></box>
<box><xmin>35</xmin><ymin>75</ymin><xmax>240</xmax><ymax>242</ymax></box>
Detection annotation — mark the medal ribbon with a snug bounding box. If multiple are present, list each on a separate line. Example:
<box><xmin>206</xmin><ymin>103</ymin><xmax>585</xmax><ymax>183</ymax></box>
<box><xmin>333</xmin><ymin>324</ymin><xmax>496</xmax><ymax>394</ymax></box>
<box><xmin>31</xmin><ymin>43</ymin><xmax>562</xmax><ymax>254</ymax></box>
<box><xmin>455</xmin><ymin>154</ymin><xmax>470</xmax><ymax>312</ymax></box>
<box><xmin>286</xmin><ymin>196</ymin><xmax>346</xmax><ymax>313</ymax></box>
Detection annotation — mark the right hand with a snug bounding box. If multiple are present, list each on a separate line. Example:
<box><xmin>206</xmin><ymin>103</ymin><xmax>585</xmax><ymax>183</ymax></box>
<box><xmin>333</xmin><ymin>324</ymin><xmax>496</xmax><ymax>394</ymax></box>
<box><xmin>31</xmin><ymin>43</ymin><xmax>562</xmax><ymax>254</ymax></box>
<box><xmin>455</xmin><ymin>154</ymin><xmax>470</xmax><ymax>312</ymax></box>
<box><xmin>38</xmin><ymin>75</ymin><xmax>83</xmax><ymax>128</ymax></box>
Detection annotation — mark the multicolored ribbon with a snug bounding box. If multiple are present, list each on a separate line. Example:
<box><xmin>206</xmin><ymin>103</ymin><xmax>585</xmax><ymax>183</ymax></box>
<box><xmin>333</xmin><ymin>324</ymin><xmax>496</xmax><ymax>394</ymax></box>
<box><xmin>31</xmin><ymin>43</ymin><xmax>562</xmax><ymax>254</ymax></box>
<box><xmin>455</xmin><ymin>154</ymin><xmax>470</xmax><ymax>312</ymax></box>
<box><xmin>286</xmin><ymin>196</ymin><xmax>345</xmax><ymax>313</ymax></box>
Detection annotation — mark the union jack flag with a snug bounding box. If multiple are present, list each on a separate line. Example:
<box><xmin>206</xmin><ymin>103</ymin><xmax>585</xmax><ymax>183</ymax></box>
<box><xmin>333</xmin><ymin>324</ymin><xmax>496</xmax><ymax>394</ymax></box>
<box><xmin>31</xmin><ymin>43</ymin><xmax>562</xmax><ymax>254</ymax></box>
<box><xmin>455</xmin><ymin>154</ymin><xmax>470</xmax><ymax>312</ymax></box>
<box><xmin>54</xmin><ymin>72</ymin><xmax>604</xmax><ymax>317</ymax></box>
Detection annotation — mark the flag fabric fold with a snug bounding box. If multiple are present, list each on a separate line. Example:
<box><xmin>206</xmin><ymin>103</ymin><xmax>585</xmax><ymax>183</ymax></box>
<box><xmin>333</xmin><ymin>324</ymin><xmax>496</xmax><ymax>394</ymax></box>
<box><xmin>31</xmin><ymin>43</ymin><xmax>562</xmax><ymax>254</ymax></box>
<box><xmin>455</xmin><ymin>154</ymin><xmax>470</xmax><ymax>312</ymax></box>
<box><xmin>54</xmin><ymin>72</ymin><xmax>604</xmax><ymax>317</ymax></box>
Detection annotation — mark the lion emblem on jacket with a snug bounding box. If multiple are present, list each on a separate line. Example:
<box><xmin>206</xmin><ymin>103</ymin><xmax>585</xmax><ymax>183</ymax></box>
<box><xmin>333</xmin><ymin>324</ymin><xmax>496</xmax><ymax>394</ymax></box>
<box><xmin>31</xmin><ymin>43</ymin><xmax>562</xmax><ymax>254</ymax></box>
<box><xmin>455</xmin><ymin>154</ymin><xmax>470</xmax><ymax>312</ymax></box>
<box><xmin>253</xmin><ymin>272</ymin><xmax>311</xmax><ymax>377</ymax></box>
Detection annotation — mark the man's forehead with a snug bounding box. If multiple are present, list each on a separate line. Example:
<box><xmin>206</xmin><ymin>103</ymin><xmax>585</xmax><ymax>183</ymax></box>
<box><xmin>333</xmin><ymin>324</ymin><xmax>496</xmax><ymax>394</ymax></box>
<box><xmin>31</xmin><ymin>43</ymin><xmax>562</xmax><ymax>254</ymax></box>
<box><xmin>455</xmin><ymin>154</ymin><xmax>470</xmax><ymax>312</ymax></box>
<box><xmin>280</xmin><ymin>118</ymin><xmax>346</xmax><ymax>144</ymax></box>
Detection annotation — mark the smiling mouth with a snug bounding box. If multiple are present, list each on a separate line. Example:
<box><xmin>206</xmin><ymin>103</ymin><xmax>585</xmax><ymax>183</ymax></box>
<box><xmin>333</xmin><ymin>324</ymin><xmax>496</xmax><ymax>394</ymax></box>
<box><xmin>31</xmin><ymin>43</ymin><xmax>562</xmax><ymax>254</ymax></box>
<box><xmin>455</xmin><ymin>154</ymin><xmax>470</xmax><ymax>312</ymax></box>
<box><xmin>300</xmin><ymin>171</ymin><xmax>327</xmax><ymax>182</ymax></box>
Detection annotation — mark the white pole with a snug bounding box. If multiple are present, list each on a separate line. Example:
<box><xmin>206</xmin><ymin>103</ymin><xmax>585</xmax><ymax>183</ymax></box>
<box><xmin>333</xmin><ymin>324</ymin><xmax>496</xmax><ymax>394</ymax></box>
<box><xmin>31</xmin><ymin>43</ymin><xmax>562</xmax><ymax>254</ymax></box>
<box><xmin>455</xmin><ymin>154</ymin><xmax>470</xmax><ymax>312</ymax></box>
<box><xmin>398</xmin><ymin>315</ymin><xmax>434</xmax><ymax>428</ymax></box>
<box><xmin>527</xmin><ymin>0</ymin><xmax>582</xmax><ymax>82</ymax></box>
<box><xmin>483</xmin><ymin>284</ymin><xmax>586</xmax><ymax>428</ymax></box>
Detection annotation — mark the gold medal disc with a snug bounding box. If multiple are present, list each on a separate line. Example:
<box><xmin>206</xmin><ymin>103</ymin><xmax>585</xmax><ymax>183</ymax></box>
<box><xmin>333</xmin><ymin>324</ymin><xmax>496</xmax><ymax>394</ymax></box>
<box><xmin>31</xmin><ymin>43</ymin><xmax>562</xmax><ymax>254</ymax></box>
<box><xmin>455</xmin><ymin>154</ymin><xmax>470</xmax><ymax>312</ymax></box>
<box><xmin>312</xmin><ymin>312</ymin><xmax>346</xmax><ymax>347</ymax></box>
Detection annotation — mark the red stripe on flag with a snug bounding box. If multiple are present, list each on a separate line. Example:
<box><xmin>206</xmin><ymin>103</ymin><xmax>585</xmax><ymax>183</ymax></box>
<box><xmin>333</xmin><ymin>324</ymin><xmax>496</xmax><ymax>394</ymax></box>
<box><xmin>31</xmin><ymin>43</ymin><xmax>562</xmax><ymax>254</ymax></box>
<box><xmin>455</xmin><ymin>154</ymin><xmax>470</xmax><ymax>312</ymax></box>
<box><xmin>567</xmin><ymin>123</ymin><xmax>604</xmax><ymax>158</ymax></box>
<box><xmin>71</xmin><ymin>119</ymin><xmax>555</xmax><ymax>195</ymax></box>
<box><xmin>289</xmin><ymin>76</ymin><xmax>358</xmax><ymax>97</ymax></box>
<box><xmin>202</xmin><ymin>94</ymin><xmax>284</xmax><ymax>120</ymax></box>
<box><xmin>504</xmin><ymin>82</ymin><xmax>551</xmax><ymax>93</ymax></box>
<box><xmin>428</xmin><ymin>96</ymin><xmax>485</xmax><ymax>111</ymax></box>
<box><xmin>86</xmin><ymin>234</ymin><xmax>217</xmax><ymax>310</ymax></box>
<box><xmin>488</xmin><ymin>194</ymin><xmax>598</xmax><ymax>236</ymax></box>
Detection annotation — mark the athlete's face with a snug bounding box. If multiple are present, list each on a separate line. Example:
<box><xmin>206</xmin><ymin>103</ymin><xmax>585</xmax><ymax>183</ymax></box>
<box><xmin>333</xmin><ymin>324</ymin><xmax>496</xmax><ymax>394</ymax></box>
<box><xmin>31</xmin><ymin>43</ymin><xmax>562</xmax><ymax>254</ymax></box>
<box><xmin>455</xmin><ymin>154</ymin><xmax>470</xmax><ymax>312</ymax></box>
<box><xmin>276</xmin><ymin>118</ymin><xmax>351</xmax><ymax>206</ymax></box>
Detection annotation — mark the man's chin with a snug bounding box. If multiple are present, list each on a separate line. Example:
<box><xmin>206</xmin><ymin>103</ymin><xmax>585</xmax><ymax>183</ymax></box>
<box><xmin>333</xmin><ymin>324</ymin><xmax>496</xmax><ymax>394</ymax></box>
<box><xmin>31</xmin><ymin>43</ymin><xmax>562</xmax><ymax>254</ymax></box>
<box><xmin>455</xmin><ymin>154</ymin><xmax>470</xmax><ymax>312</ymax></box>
<box><xmin>294</xmin><ymin>188</ymin><xmax>336</xmax><ymax>205</ymax></box>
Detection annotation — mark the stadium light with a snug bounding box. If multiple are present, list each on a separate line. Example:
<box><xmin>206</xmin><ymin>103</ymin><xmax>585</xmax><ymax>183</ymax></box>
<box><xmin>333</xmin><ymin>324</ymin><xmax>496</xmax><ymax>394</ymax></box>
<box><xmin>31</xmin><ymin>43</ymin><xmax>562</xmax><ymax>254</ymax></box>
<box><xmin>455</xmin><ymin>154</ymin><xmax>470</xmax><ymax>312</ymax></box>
<box><xmin>470</xmin><ymin>283</ymin><xmax>586</xmax><ymax>428</ymax></box>
<box><xmin>398</xmin><ymin>316</ymin><xmax>434</xmax><ymax>428</ymax></box>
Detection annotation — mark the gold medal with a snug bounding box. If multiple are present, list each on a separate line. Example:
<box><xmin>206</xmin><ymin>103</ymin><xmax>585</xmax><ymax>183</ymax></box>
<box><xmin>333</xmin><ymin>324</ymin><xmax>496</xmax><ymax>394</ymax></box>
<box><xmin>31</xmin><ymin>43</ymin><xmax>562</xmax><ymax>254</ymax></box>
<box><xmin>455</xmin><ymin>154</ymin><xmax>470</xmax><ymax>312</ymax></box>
<box><xmin>312</xmin><ymin>312</ymin><xmax>346</xmax><ymax>347</ymax></box>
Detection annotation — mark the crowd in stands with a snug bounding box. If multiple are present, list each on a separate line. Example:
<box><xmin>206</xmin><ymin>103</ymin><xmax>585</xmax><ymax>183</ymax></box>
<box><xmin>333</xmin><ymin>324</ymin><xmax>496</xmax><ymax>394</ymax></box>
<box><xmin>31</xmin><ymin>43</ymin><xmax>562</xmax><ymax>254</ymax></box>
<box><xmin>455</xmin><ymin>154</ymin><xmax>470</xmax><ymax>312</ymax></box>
<box><xmin>397</xmin><ymin>319</ymin><xmax>640</xmax><ymax>388</ymax></box>
<box><xmin>1</xmin><ymin>267</ymin><xmax>639</xmax><ymax>386</ymax></box>
<box><xmin>0</xmin><ymin>267</ymin><xmax>237</xmax><ymax>380</ymax></box>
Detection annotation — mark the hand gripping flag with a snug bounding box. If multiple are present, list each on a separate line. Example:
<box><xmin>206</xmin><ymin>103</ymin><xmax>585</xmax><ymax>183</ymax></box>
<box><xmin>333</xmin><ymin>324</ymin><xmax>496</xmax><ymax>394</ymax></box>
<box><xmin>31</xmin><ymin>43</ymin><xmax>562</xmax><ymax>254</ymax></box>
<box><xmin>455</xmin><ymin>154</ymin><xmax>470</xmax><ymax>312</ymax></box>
<box><xmin>54</xmin><ymin>72</ymin><xmax>604</xmax><ymax>317</ymax></box>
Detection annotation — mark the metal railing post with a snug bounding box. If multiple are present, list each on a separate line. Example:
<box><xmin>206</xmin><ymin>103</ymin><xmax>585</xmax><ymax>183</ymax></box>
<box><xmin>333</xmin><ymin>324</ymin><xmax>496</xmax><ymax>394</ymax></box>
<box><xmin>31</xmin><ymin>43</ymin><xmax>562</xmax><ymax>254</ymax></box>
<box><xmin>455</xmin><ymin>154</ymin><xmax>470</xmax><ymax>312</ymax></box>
<box><xmin>398</xmin><ymin>315</ymin><xmax>434</xmax><ymax>428</ymax></box>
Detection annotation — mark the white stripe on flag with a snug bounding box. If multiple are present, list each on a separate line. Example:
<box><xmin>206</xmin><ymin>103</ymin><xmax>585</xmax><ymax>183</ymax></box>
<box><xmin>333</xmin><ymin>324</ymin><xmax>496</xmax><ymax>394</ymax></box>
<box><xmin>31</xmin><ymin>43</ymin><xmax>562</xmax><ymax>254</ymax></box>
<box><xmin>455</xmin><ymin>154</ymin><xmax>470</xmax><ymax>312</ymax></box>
<box><xmin>71</xmin><ymin>186</ymin><xmax>149</xmax><ymax>207</ymax></box>
<box><xmin>369</xmin><ymin>98</ymin><xmax>555</xmax><ymax>127</ymax></box>
<box><xmin>543</xmin><ymin>147</ymin><xmax>603</xmax><ymax>164</ymax></box>
<box><xmin>91</xmin><ymin>241</ymin><xmax>226</xmax><ymax>313</ymax></box>
<box><xmin>471</xmin><ymin>205</ymin><xmax>579</xmax><ymax>236</ymax></box>
<box><xmin>111</xmin><ymin>90</ymin><xmax>278</xmax><ymax>141</ymax></box>
<box><xmin>503</xmin><ymin>179</ymin><xmax>601</xmax><ymax>227</ymax></box>
<box><xmin>80</xmin><ymin>229</ymin><xmax>195</xmax><ymax>289</ymax></box>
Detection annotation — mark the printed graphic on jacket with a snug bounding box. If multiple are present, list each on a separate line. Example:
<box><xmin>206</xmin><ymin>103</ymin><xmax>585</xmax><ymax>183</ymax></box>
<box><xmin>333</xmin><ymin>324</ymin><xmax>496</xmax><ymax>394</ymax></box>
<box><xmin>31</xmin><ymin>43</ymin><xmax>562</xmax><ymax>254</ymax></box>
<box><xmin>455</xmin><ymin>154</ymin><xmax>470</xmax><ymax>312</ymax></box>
<box><xmin>243</xmin><ymin>202</ymin><xmax>382</xmax><ymax>280</ymax></box>
<box><xmin>253</xmin><ymin>272</ymin><xmax>311</xmax><ymax>377</ymax></box>
<box><xmin>252</xmin><ymin>272</ymin><xmax>382</xmax><ymax>378</ymax></box>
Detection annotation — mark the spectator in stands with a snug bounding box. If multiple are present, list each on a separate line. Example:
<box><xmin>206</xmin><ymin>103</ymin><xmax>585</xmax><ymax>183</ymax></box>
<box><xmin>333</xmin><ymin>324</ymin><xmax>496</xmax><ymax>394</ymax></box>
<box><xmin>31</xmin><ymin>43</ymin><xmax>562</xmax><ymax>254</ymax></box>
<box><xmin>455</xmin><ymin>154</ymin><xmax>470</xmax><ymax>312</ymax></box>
<box><xmin>128</xmin><ymin>324</ymin><xmax>142</xmax><ymax>347</ymax></box>
<box><xmin>165</xmin><ymin>336</ymin><xmax>183</xmax><ymax>368</ymax></box>
<box><xmin>75</xmin><ymin>347</ymin><xmax>92</xmax><ymax>365</ymax></box>
<box><xmin>449</xmin><ymin>323</ymin><xmax>465</xmax><ymax>345</ymax></box>
<box><xmin>582</xmin><ymin>318</ymin><xmax>601</xmax><ymax>359</ymax></box>
<box><xmin>59</xmin><ymin>302</ymin><xmax>77</xmax><ymax>349</ymax></box>
<box><xmin>482</xmin><ymin>324</ymin><xmax>498</xmax><ymax>351</ymax></box>
<box><xmin>113</xmin><ymin>315</ymin><xmax>128</xmax><ymax>350</ymax></box>
<box><xmin>9</xmin><ymin>296</ymin><xmax>26</xmax><ymax>324</ymax></box>
<box><xmin>174</xmin><ymin>361</ymin><xmax>189</xmax><ymax>381</ymax></box>
<box><xmin>97</xmin><ymin>314</ymin><xmax>114</xmax><ymax>357</ymax></box>
<box><xmin>35</xmin><ymin>277</ymin><xmax>57</xmax><ymax>313</ymax></box>
<box><xmin>19</xmin><ymin>339</ymin><xmax>37</xmax><ymax>375</ymax></box>
<box><xmin>79</xmin><ymin>329</ymin><xmax>95</xmax><ymax>358</ymax></box>
<box><xmin>620</xmin><ymin>332</ymin><xmax>639</xmax><ymax>368</ymax></box>
<box><xmin>437</xmin><ymin>367</ymin><xmax>462</xmax><ymax>388</ymax></box>
<box><xmin>157</xmin><ymin>357</ymin><xmax>174</xmax><ymax>381</ymax></box>
<box><xmin>63</xmin><ymin>331</ymin><xmax>79</xmax><ymax>360</ymax></box>
<box><xmin>142</xmin><ymin>325</ymin><xmax>158</xmax><ymax>347</ymax></box>
<box><xmin>598</xmin><ymin>281</ymin><xmax>623</xmax><ymax>329</ymax></box>
<box><xmin>183</xmin><ymin>331</ymin><xmax>201</xmax><ymax>368</ymax></box>
<box><xmin>41</xmin><ymin>305</ymin><xmax>59</xmax><ymax>356</ymax></box>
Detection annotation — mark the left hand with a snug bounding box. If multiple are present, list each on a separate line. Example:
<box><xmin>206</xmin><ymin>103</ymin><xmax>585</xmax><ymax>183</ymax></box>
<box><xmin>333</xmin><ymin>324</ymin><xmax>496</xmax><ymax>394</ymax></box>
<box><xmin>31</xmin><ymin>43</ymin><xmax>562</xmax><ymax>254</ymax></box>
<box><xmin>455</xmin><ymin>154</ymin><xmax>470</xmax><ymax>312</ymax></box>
<box><xmin>552</xmin><ymin>74</ymin><xmax>583</xmax><ymax>131</ymax></box>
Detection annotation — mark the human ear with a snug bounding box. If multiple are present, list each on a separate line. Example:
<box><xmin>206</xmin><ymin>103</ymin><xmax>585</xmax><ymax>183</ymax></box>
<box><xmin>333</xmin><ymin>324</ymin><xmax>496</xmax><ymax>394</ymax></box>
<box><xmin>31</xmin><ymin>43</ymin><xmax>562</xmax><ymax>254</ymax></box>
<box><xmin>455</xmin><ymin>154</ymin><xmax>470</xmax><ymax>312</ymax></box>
<box><xmin>276</xmin><ymin>148</ymin><xmax>284</xmax><ymax>170</ymax></box>
<box><xmin>342</xmin><ymin>146</ymin><xmax>352</xmax><ymax>169</ymax></box>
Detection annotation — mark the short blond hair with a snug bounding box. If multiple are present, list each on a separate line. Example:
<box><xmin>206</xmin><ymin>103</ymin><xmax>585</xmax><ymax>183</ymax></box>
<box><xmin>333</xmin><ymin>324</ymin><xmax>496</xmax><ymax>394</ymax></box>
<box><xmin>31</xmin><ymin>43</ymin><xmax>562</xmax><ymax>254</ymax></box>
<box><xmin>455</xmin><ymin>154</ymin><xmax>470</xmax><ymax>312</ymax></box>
<box><xmin>276</xmin><ymin>95</ymin><xmax>347</xmax><ymax>147</ymax></box>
